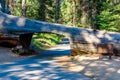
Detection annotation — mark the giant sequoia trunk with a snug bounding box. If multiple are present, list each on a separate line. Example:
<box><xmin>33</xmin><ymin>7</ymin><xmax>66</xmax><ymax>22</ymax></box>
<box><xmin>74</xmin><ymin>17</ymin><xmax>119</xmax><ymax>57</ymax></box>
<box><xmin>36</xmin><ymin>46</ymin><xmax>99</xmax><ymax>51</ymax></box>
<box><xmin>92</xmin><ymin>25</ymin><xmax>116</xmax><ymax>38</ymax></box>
<box><xmin>0</xmin><ymin>11</ymin><xmax>120</xmax><ymax>55</ymax></box>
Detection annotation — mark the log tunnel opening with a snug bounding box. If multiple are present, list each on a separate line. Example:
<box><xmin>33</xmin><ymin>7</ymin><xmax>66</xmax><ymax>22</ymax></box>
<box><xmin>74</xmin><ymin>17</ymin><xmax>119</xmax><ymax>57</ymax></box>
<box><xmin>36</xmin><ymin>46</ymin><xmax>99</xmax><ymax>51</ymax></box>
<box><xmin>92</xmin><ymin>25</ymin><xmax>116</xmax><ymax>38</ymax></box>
<box><xmin>0</xmin><ymin>33</ymin><xmax>71</xmax><ymax>56</ymax></box>
<box><xmin>0</xmin><ymin>33</ymin><xmax>116</xmax><ymax>58</ymax></box>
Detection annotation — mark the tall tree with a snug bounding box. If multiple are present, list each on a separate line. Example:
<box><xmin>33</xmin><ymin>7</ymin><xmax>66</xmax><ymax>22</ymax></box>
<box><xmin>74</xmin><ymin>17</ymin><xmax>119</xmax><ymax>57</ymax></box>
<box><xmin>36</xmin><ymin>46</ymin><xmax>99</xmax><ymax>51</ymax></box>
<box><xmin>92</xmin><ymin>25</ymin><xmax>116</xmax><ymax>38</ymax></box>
<box><xmin>72</xmin><ymin>0</ymin><xmax>77</xmax><ymax>26</ymax></box>
<box><xmin>0</xmin><ymin>0</ymin><xmax>10</xmax><ymax>13</ymax></box>
<box><xmin>22</xmin><ymin>0</ymin><xmax>26</xmax><ymax>17</ymax></box>
<box><xmin>55</xmin><ymin>0</ymin><xmax>61</xmax><ymax>23</ymax></box>
<box><xmin>79</xmin><ymin>0</ymin><xmax>89</xmax><ymax>28</ymax></box>
<box><xmin>8</xmin><ymin>0</ymin><xmax>15</xmax><ymax>15</ymax></box>
<box><xmin>38</xmin><ymin>0</ymin><xmax>46</xmax><ymax>21</ymax></box>
<box><xmin>0</xmin><ymin>0</ymin><xmax>5</xmax><ymax>12</ymax></box>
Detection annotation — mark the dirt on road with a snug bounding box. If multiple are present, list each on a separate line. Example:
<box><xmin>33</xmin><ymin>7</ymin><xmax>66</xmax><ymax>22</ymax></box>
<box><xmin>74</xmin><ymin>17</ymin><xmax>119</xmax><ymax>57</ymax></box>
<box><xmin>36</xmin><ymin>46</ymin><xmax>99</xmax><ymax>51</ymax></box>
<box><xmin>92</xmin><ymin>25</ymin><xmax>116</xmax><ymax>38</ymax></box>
<box><xmin>56</xmin><ymin>55</ymin><xmax>120</xmax><ymax>80</ymax></box>
<box><xmin>1</xmin><ymin>44</ymin><xmax>120</xmax><ymax>80</ymax></box>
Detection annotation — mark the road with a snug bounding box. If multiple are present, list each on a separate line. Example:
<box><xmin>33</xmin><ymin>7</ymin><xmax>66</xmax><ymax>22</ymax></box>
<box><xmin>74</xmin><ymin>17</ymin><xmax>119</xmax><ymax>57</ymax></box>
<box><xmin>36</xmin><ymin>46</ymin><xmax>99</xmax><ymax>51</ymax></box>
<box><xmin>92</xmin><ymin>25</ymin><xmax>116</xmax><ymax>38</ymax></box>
<box><xmin>0</xmin><ymin>38</ymin><xmax>91</xmax><ymax>80</ymax></box>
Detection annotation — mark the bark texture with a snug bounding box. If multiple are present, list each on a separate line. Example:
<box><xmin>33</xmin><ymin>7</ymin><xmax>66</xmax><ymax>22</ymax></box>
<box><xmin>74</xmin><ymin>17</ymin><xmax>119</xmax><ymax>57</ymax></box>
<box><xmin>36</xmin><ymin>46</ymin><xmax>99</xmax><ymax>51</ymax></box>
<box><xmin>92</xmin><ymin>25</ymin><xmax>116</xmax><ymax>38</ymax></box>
<box><xmin>0</xmin><ymin>11</ymin><xmax>120</xmax><ymax>55</ymax></box>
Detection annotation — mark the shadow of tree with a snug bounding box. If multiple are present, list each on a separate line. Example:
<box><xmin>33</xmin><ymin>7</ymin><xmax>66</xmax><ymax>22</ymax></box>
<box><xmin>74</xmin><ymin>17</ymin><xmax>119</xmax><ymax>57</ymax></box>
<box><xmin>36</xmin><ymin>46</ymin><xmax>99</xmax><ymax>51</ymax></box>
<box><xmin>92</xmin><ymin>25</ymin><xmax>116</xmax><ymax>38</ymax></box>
<box><xmin>58</xmin><ymin>56</ymin><xmax>120</xmax><ymax>80</ymax></box>
<box><xmin>0</xmin><ymin>56</ymin><xmax>91</xmax><ymax>80</ymax></box>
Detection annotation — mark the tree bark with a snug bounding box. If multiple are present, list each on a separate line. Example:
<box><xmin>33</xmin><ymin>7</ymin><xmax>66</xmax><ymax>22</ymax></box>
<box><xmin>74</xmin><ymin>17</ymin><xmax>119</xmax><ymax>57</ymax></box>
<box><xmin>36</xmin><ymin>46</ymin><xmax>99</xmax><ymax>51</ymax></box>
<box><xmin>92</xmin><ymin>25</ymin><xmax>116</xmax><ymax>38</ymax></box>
<box><xmin>1</xmin><ymin>11</ymin><xmax>120</xmax><ymax>55</ymax></box>
<box><xmin>79</xmin><ymin>0</ymin><xmax>90</xmax><ymax>28</ymax></box>
<box><xmin>38</xmin><ymin>0</ymin><xmax>46</xmax><ymax>21</ymax></box>
<box><xmin>72</xmin><ymin>0</ymin><xmax>76</xmax><ymax>26</ymax></box>
<box><xmin>88</xmin><ymin>0</ymin><xmax>94</xmax><ymax>29</ymax></box>
<box><xmin>8</xmin><ymin>0</ymin><xmax>14</xmax><ymax>15</ymax></box>
<box><xmin>22</xmin><ymin>0</ymin><xmax>27</xmax><ymax>17</ymax></box>
<box><xmin>55</xmin><ymin>0</ymin><xmax>61</xmax><ymax>23</ymax></box>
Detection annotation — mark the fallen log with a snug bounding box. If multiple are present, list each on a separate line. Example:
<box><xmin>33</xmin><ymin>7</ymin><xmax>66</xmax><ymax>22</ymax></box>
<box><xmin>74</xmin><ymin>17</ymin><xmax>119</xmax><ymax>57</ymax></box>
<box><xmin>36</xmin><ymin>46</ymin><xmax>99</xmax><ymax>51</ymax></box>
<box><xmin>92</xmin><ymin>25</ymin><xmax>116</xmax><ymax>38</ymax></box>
<box><xmin>0</xmin><ymin>36</ymin><xmax>19</xmax><ymax>48</ymax></box>
<box><xmin>0</xmin><ymin>11</ymin><xmax>120</xmax><ymax>56</ymax></box>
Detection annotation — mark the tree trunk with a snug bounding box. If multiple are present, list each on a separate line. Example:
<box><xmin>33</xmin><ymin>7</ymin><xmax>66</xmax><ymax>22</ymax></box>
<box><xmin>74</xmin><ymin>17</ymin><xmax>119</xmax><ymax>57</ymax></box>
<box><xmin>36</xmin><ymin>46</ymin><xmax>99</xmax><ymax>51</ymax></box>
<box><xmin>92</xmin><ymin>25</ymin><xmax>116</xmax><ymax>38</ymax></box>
<box><xmin>72</xmin><ymin>0</ymin><xmax>76</xmax><ymax>26</ymax></box>
<box><xmin>0</xmin><ymin>0</ymin><xmax>6</xmax><ymax>12</ymax></box>
<box><xmin>88</xmin><ymin>0</ymin><xmax>94</xmax><ymax>29</ymax></box>
<box><xmin>77</xmin><ymin>0</ymin><xmax>96</xmax><ymax>29</ymax></box>
<box><xmin>38</xmin><ymin>0</ymin><xmax>46</xmax><ymax>21</ymax></box>
<box><xmin>22</xmin><ymin>0</ymin><xmax>26</xmax><ymax>17</ymax></box>
<box><xmin>79</xmin><ymin>0</ymin><xmax>90</xmax><ymax>28</ymax></box>
<box><xmin>8</xmin><ymin>0</ymin><xmax>14</xmax><ymax>15</ymax></box>
<box><xmin>55</xmin><ymin>0</ymin><xmax>61</xmax><ymax>23</ymax></box>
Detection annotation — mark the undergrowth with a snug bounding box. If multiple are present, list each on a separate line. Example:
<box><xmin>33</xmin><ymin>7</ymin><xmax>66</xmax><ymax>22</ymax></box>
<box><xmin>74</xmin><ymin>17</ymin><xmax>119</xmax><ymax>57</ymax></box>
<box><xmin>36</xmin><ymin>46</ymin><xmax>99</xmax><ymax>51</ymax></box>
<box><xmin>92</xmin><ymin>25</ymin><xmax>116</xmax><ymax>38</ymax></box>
<box><xmin>32</xmin><ymin>33</ymin><xmax>64</xmax><ymax>50</ymax></box>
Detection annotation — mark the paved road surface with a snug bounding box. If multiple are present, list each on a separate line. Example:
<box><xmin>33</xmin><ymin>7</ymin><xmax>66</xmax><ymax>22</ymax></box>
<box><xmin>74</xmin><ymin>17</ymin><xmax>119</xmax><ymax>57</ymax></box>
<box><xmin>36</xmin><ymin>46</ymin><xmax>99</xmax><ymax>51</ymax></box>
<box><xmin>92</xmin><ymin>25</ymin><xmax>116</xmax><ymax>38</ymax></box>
<box><xmin>0</xmin><ymin>38</ymin><xmax>91</xmax><ymax>80</ymax></box>
<box><xmin>0</xmin><ymin>47</ymin><xmax>26</xmax><ymax>63</ymax></box>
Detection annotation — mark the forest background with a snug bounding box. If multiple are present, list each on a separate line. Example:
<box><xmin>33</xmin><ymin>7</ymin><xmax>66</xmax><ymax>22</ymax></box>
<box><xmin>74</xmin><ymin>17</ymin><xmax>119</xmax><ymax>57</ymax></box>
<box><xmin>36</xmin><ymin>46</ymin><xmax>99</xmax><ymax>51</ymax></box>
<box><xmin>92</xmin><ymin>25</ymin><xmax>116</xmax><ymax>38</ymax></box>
<box><xmin>2</xmin><ymin>0</ymin><xmax>120</xmax><ymax>49</ymax></box>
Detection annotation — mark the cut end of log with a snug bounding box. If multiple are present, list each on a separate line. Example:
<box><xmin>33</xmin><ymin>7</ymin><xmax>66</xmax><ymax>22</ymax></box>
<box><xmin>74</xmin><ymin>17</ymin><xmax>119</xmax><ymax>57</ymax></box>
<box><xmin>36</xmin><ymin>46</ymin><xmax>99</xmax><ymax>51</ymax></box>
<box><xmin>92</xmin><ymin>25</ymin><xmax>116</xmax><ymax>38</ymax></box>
<box><xmin>0</xmin><ymin>37</ymin><xmax>19</xmax><ymax>48</ymax></box>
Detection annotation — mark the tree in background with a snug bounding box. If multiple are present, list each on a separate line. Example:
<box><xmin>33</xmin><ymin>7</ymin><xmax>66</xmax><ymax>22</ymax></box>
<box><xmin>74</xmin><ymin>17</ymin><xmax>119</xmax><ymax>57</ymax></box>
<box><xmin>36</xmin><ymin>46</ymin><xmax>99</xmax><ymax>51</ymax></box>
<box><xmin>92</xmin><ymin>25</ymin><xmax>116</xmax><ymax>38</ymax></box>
<box><xmin>61</xmin><ymin>0</ymin><xmax>74</xmax><ymax>26</ymax></box>
<box><xmin>22</xmin><ymin>0</ymin><xmax>26</xmax><ymax>17</ymax></box>
<box><xmin>8</xmin><ymin>0</ymin><xmax>15</xmax><ymax>15</ymax></box>
<box><xmin>60</xmin><ymin>0</ymin><xmax>99</xmax><ymax>28</ymax></box>
<box><xmin>95</xmin><ymin>0</ymin><xmax>120</xmax><ymax>32</ymax></box>
<box><xmin>0</xmin><ymin>0</ymin><xmax>10</xmax><ymax>14</ymax></box>
<box><xmin>38</xmin><ymin>0</ymin><xmax>46</xmax><ymax>21</ymax></box>
<box><xmin>2</xmin><ymin>0</ymin><xmax>120</xmax><ymax>32</ymax></box>
<box><xmin>55</xmin><ymin>0</ymin><xmax>61</xmax><ymax>23</ymax></box>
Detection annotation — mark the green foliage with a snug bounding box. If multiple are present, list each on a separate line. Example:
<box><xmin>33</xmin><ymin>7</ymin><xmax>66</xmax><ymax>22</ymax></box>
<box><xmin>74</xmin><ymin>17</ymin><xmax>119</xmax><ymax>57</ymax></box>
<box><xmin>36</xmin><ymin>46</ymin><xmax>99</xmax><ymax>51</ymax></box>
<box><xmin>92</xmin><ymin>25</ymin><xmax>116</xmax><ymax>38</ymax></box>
<box><xmin>45</xmin><ymin>0</ymin><xmax>56</xmax><ymax>22</ymax></box>
<box><xmin>26</xmin><ymin>1</ymin><xmax>39</xmax><ymax>19</ymax></box>
<box><xmin>61</xmin><ymin>0</ymin><xmax>73</xmax><ymax>26</ymax></box>
<box><xmin>32</xmin><ymin>33</ymin><xmax>64</xmax><ymax>50</ymax></box>
<box><xmin>13</xmin><ymin>0</ymin><xmax>39</xmax><ymax>20</ymax></box>
<box><xmin>11</xmin><ymin>0</ymin><xmax>63</xmax><ymax>50</ymax></box>
<box><xmin>95</xmin><ymin>1</ymin><xmax>120</xmax><ymax>32</ymax></box>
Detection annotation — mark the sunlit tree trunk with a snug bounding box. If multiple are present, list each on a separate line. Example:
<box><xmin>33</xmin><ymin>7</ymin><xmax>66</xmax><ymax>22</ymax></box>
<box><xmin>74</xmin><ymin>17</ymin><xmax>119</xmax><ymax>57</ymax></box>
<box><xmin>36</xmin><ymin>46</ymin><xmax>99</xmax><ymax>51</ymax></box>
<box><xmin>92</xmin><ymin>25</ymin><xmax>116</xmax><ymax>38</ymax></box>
<box><xmin>72</xmin><ymin>0</ymin><xmax>76</xmax><ymax>26</ymax></box>
<box><xmin>78</xmin><ymin>0</ymin><xmax>95</xmax><ymax>29</ymax></box>
<box><xmin>88</xmin><ymin>0</ymin><xmax>94</xmax><ymax>29</ymax></box>
<box><xmin>79</xmin><ymin>0</ymin><xmax>89</xmax><ymax>28</ymax></box>
<box><xmin>8</xmin><ymin>0</ymin><xmax>14</xmax><ymax>15</ymax></box>
<box><xmin>22</xmin><ymin>0</ymin><xmax>26</xmax><ymax>17</ymax></box>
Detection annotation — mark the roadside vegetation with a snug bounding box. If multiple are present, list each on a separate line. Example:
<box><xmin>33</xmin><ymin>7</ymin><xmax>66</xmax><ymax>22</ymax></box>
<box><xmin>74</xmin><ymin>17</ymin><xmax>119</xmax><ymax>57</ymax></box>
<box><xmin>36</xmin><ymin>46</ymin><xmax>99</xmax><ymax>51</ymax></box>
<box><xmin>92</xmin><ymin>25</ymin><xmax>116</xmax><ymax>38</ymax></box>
<box><xmin>32</xmin><ymin>33</ymin><xmax>64</xmax><ymax>50</ymax></box>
